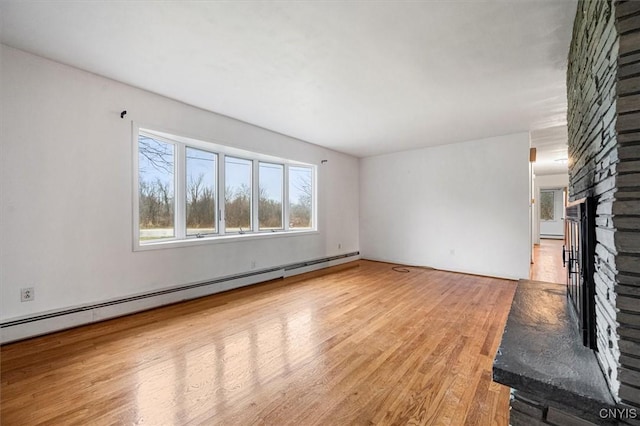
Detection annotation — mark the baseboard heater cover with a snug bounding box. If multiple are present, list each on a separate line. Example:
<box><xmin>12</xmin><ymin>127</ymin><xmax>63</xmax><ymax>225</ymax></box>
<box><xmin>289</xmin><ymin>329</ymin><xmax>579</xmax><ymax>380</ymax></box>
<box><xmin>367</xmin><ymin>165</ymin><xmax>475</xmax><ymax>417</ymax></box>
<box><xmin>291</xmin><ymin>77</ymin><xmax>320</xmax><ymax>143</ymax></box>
<box><xmin>0</xmin><ymin>252</ymin><xmax>359</xmax><ymax>344</ymax></box>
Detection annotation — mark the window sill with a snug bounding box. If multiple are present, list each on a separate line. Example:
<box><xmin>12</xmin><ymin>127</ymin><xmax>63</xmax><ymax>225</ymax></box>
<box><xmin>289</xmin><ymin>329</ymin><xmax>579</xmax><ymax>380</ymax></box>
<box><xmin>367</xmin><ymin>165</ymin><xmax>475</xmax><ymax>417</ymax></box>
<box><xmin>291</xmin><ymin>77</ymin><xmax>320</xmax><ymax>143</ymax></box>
<box><xmin>133</xmin><ymin>229</ymin><xmax>319</xmax><ymax>251</ymax></box>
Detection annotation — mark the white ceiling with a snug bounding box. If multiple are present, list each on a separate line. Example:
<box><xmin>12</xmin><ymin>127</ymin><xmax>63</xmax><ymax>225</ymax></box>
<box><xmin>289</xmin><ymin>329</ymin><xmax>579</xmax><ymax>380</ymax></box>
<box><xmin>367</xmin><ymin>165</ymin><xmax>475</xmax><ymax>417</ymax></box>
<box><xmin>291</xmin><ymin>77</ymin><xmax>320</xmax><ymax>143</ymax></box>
<box><xmin>531</xmin><ymin>125</ymin><xmax>569</xmax><ymax>176</ymax></box>
<box><xmin>0</xmin><ymin>1</ymin><xmax>577</xmax><ymax>158</ymax></box>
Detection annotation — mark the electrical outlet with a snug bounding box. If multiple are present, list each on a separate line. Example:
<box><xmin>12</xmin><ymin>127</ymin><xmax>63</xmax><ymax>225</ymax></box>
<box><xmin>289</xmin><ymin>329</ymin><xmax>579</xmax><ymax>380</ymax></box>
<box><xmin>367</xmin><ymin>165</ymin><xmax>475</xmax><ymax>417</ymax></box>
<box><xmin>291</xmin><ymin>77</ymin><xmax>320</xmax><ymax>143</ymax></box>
<box><xmin>338</xmin><ymin>243</ymin><xmax>342</xmax><ymax>249</ymax></box>
<box><xmin>449</xmin><ymin>249</ymin><xmax>455</xmax><ymax>256</ymax></box>
<box><xmin>250</xmin><ymin>260</ymin><xmax>256</xmax><ymax>269</ymax></box>
<box><xmin>21</xmin><ymin>287</ymin><xmax>35</xmax><ymax>302</ymax></box>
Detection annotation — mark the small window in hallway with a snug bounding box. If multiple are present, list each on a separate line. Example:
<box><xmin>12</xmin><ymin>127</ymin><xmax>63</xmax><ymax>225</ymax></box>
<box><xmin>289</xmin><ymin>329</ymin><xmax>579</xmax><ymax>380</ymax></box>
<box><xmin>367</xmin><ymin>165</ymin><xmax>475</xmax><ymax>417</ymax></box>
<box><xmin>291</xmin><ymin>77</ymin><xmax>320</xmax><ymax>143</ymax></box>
<box><xmin>540</xmin><ymin>190</ymin><xmax>555</xmax><ymax>221</ymax></box>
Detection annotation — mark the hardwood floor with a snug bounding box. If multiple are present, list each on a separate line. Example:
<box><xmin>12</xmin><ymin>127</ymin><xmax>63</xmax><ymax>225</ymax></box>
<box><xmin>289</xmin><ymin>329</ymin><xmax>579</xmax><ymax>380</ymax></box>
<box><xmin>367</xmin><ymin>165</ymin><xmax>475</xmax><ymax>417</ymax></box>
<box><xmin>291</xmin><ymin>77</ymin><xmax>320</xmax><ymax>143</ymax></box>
<box><xmin>1</xmin><ymin>260</ymin><xmax>516</xmax><ymax>425</ymax></box>
<box><xmin>530</xmin><ymin>238</ymin><xmax>566</xmax><ymax>284</ymax></box>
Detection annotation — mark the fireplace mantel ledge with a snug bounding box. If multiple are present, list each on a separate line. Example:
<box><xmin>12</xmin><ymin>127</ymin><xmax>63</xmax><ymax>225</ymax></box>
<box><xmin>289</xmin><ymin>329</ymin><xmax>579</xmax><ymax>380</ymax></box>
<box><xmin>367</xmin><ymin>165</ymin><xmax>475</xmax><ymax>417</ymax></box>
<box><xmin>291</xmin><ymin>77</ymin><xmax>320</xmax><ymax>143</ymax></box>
<box><xmin>493</xmin><ymin>280</ymin><xmax>615</xmax><ymax>417</ymax></box>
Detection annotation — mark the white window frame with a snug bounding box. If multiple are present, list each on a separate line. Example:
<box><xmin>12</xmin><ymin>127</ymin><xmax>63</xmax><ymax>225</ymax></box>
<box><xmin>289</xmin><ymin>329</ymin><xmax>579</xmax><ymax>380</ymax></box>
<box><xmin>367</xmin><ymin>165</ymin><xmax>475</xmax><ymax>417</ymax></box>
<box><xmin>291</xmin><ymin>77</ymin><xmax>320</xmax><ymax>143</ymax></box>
<box><xmin>132</xmin><ymin>125</ymin><xmax>318</xmax><ymax>251</ymax></box>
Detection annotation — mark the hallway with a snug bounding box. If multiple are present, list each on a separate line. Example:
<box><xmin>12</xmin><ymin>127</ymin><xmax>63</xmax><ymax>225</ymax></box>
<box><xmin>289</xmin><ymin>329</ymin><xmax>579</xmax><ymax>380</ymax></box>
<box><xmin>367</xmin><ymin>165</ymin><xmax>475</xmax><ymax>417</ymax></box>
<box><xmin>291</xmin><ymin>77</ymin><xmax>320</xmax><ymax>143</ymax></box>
<box><xmin>530</xmin><ymin>239</ymin><xmax>565</xmax><ymax>284</ymax></box>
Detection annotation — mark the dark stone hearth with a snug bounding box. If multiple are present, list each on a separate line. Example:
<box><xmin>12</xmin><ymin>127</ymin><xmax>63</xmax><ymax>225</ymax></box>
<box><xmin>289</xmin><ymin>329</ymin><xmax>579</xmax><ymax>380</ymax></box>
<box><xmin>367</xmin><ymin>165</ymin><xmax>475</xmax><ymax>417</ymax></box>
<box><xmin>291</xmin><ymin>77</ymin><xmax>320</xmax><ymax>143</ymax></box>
<box><xmin>493</xmin><ymin>280</ymin><xmax>615</xmax><ymax>425</ymax></box>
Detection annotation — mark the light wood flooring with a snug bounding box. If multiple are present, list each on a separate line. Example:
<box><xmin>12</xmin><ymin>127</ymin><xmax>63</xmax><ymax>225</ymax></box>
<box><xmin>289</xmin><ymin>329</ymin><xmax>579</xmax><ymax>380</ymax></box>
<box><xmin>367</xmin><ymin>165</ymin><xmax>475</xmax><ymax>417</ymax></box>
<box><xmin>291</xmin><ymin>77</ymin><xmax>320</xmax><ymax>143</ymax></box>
<box><xmin>530</xmin><ymin>238</ymin><xmax>566</xmax><ymax>284</ymax></box>
<box><xmin>1</xmin><ymin>260</ymin><xmax>516</xmax><ymax>425</ymax></box>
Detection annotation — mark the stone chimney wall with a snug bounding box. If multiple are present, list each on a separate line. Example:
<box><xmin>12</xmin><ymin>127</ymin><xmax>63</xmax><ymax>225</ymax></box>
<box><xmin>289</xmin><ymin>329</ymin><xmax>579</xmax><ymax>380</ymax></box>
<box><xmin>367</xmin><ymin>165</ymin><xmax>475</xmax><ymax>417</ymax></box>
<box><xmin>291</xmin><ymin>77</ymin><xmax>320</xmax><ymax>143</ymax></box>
<box><xmin>567</xmin><ymin>0</ymin><xmax>640</xmax><ymax>408</ymax></box>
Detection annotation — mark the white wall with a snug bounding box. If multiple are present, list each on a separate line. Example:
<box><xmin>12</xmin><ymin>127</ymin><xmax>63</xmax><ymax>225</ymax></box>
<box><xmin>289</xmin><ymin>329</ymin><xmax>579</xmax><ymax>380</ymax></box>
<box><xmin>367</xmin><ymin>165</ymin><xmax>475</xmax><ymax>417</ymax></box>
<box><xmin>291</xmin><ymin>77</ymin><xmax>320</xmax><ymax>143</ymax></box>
<box><xmin>0</xmin><ymin>46</ymin><xmax>359</xmax><ymax>321</ymax></box>
<box><xmin>359</xmin><ymin>133</ymin><xmax>530</xmax><ymax>280</ymax></box>
<box><xmin>533</xmin><ymin>173</ymin><xmax>569</xmax><ymax>244</ymax></box>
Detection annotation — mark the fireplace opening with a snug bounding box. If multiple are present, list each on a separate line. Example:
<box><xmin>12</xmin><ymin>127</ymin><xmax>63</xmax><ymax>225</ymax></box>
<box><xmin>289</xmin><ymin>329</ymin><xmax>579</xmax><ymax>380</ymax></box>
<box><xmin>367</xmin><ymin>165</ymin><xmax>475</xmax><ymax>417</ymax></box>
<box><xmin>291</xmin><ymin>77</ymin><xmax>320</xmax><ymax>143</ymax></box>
<box><xmin>563</xmin><ymin>196</ymin><xmax>597</xmax><ymax>350</ymax></box>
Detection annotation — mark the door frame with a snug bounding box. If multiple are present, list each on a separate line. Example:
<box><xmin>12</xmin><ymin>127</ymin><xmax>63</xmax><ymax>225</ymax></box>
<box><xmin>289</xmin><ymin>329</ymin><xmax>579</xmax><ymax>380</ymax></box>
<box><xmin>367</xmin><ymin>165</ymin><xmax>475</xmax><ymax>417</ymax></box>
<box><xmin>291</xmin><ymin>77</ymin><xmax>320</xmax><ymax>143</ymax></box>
<box><xmin>537</xmin><ymin>186</ymin><xmax>567</xmax><ymax>241</ymax></box>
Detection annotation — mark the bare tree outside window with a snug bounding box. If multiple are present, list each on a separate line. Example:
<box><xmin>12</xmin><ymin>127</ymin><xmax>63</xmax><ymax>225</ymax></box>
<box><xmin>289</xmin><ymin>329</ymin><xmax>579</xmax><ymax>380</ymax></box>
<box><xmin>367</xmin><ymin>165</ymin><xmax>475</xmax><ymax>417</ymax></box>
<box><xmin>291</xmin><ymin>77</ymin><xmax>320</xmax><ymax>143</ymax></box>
<box><xmin>540</xmin><ymin>190</ymin><xmax>555</xmax><ymax>221</ymax></box>
<box><xmin>225</xmin><ymin>157</ymin><xmax>252</xmax><ymax>232</ymax></box>
<box><xmin>289</xmin><ymin>166</ymin><xmax>312</xmax><ymax>229</ymax></box>
<box><xmin>186</xmin><ymin>147</ymin><xmax>216</xmax><ymax>236</ymax></box>
<box><xmin>259</xmin><ymin>163</ymin><xmax>283</xmax><ymax>230</ymax></box>
<box><xmin>138</xmin><ymin>136</ymin><xmax>175</xmax><ymax>240</ymax></box>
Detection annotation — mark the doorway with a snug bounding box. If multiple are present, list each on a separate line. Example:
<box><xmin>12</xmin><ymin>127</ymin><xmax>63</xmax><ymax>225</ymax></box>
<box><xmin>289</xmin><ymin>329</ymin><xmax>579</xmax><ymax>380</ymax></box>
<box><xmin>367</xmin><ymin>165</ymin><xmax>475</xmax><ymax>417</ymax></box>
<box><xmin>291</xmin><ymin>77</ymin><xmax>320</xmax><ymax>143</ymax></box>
<box><xmin>539</xmin><ymin>188</ymin><xmax>565</xmax><ymax>239</ymax></box>
<box><xmin>531</xmin><ymin>186</ymin><xmax>568</xmax><ymax>284</ymax></box>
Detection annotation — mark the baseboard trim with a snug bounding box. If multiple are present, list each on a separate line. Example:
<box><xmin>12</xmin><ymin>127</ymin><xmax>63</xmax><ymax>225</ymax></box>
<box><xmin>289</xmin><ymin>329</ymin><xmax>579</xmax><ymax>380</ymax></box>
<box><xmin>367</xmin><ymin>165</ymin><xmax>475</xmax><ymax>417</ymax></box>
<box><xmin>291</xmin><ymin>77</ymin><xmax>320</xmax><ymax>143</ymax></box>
<box><xmin>0</xmin><ymin>252</ymin><xmax>360</xmax><ymax>344</ymax></box>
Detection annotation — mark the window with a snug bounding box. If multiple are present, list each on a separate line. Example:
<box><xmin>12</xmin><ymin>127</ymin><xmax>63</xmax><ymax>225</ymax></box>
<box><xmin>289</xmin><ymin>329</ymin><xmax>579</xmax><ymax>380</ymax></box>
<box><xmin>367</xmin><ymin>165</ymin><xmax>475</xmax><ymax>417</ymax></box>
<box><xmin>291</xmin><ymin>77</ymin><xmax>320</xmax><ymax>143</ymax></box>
<box><xmin>289</xmin><ymin>166</ymin><xmax>313</xmax><ymax>229</ymax></box>
<box><xmin>540</xmin><ymin>190</ymin><xmax>555</xmax><ymax>221</ymax></box>
<box><xmin>186</xmin><ymin>147</ymin><xmax>217</xmax><ymax>236</ymax></box>
<box><xmin>138</xmin><ymin>136</ymin><xmax>175</xmax><ymax>241</ymax></box>
<box><xmin>134</xmin><ymin>128</ymin><xmax>316</xmax><ymax>248</ymax></box>
<box><xmin>259</xmin><ymin>162</ymin><xmax>283</xmax><ymax>230</ymax></box>
<box><xmin>225</xmin><ymin>157</ymin><xmax>252</xmax><ymax>233</ymax></box>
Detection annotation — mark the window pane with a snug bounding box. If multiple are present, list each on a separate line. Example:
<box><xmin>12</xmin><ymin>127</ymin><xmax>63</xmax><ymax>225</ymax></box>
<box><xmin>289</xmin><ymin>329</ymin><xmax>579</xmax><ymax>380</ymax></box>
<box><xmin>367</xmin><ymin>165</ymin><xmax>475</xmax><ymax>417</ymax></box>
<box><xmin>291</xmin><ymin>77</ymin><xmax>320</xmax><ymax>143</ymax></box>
<box><xmin>138</xmin><ymin>135</ymin><xmax>175</xmax><ymax>241</ymax></box>
<box><xmin>259</xmin><ymin>163</ymin><xmax>283</xmax><ymax>230</ymax></box>
<box><xmin>289</xmin><ymin>166</ymin><xmax>313</xmax><ymax>229</ymax></box>
<box><xmin>225</xmin><ymin>157</ymin><xmax>252</xmax><ymax>232</ymax></box>
<box><xmin>186</xmin><ymin>147</ymin><xmax>217</xmax><ymax>236</ymax></box>
<box><xmin>540</xmin><ymin>191</ymin><xmax>555</xmax><ymax>221</ymax></box>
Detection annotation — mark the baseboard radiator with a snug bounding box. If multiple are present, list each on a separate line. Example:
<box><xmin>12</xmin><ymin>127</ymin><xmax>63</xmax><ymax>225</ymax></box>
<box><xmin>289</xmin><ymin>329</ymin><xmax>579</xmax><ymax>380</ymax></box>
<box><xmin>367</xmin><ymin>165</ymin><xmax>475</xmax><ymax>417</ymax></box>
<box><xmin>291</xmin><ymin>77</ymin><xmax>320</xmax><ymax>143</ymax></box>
<box><xmin>0</xmin><ymin>252</ymin><xmax>360</xmax><ymax>344</ymax></box>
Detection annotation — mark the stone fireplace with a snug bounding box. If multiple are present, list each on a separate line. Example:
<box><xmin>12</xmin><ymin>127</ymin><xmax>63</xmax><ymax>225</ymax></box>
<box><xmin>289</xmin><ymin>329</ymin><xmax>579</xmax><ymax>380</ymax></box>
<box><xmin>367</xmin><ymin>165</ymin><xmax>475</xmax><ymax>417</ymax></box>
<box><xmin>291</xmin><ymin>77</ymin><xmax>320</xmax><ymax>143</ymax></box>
<box><xmin>567</xmin><ymin>0</ymin><xmax>640</xmax><ymax>409</ymax></box>
<box><xmin>494</xmin><ymin>1</ymin><xmax>640</xmax><ymax>424</ymax></box>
